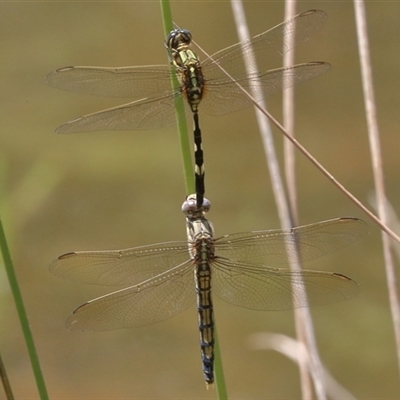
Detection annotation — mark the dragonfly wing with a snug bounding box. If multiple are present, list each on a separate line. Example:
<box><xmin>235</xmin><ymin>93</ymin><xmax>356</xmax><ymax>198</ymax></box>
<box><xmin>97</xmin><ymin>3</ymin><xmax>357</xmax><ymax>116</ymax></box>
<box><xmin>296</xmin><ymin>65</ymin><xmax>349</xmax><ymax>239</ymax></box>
<box><xmin>66</xmin><ymin>260</ymin><xmax>195</xmax><ymax>331</ymax></box>
<box><xmin>214</xmin><ymin>217</ymin><xmax>368</xmax><ymax>267</ymax></box>
<box><xmin>46</xmin><ymin>65</ymin><xmax>172</xmax><ymax>98</ymax></box>
<box><xmin>201</xmin><ymin>10</ymin><xmax>327</xmax><ymax>83</ymax></box>
<box><xmin>49</xmin><ymin>241</ymin><xmax>191</xmax><ymax>286</ymax></box>
<box><xmin>213</xmin><ymin>258</ymin><xmax>359</xmax><ymax>311</ymax></box>
<box><xmin>201</xmin><ymin>62</ymin><xmax>330</xmax><ymax>116</ymax></box>
<box><xmin>54</xmin><ymin>93</ymin><xmax>184</xmax><ymax>133</ymax></box>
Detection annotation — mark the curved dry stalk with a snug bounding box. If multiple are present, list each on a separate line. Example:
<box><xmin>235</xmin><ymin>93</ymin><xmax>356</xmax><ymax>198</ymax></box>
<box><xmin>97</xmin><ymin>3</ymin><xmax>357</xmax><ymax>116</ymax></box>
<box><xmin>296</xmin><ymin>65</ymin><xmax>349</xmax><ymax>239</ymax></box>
<box><xmin>247</xmin><ymin>333</ymin><xmax>357</xmax><ymax>400</ymax></box>
<box><xmin>281</xmin><ymin>3</ymin><xmax>314</xmax><ymax>399</ymax></box>
<box><xmin>353</xmin><ymin>0</ymin><xmax>400</xmax><ymax>375</ymax></box>
<box><xmin>283</xmin><ymin>1</ymin><xmax>299</xmax><ymax>226</ymax></box>
<box><xmin>229</xmin><ymin>2</ymin><xmax>326</xmax><ymax>399</ymax></box>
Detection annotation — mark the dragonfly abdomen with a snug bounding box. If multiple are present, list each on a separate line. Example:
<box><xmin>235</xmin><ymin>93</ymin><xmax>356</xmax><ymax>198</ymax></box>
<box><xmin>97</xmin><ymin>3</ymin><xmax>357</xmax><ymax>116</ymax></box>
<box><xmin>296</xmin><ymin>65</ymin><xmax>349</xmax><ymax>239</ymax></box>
<box><xmin>194</xmin><ymin>239</ymin><xmax>215</xmax><ymax>385</ymax></box>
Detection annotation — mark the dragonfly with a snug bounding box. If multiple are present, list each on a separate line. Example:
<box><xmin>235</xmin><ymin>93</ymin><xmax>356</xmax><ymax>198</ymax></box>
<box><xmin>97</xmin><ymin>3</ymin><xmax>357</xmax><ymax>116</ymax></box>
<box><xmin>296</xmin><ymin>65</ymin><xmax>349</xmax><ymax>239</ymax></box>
<box><xmin>49</xmin><ymin>195</ymin><xmax>367</xmax><ymax>385</ymax></box>
<box><xmin>46</xmin><ymin>9</ymin><xmax>330</xmax><ymax>207</ymax></box>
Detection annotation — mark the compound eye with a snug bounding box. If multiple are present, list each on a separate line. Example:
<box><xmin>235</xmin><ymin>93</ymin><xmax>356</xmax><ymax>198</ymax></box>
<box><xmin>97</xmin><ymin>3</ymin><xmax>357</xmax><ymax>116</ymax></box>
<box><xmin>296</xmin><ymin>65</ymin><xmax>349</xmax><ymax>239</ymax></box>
<box><xmin>181</xmin><ymin>195</ymin><xmax>211</xmax><ymax>215</ymax></box>
<box><xmin>201</xmin><ymin>198</ymin><xmax>211</xmax><ymax>212</ymax></box>
<box><xmin>165</xmin><ymin>29</ymin><xmax>192</xmax><ymax>49</ymax></box>
<box><xmin>180</xmin><ymin>29</ymin><xmax>192</xmax><ymax>44</ymax></box>
<box><xmin>181</xmin><ymin>195</ymin><xmax>197</xmax><ymax>214</ymax></box>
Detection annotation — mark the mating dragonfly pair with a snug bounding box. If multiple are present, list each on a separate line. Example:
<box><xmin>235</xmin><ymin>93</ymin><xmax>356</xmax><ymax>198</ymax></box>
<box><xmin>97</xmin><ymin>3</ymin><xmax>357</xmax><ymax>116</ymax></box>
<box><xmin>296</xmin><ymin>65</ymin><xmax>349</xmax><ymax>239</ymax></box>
<box><xmin>47</xmin><ymin>10</ymin><xmax>367</xmax><ymax>385</ymax></box>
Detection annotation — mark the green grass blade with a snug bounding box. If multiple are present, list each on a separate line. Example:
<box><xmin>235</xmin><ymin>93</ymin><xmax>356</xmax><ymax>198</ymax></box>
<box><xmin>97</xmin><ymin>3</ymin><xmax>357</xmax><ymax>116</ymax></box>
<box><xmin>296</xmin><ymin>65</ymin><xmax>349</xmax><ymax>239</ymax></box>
<box><xmin>0</xmin><ymin>217</ymin><xmax>49</xmax><ymax>400</ymax></box>
<box><xmin>159</xmin><ymin>0</ymin><xmax>227</xmax><ymax>395</ymax></box>
<box><xmin>0</xmin><ymin>353</ymin><xmax>14</xmax><ymax>400</ymax></box>
<box><xmin>160</xmin><ymin>0</ymin><xmax>194</xmax><ymax>195</ymax></box>
<box><xmin>213</xmin><ymin>327</ymin><xmax>228</xmax><ymax>398</ymax></box>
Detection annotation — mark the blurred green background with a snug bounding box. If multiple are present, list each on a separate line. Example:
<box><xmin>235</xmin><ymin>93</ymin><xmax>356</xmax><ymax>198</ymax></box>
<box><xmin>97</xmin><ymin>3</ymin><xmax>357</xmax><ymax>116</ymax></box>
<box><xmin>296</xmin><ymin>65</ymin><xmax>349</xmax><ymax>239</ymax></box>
<box><xmin>1</xmin><ymin>1</ymin><xmax>400</xmax><ymax>398</ymax></box>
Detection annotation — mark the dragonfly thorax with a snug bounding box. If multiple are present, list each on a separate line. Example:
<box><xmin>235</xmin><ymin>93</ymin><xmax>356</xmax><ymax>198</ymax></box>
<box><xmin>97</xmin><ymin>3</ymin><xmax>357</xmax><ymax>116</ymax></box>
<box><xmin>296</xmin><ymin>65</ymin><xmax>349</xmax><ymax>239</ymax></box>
<box><xmin>187</xmin><ymin>218</ymin><xmax>214</xmax><ymax>243</ymax></box>
<box><xmin>184</xmin><ymin>195</ymin><xmax>214</xmax><ymax>244</ymax></box>
<box><xmin>181</xmin><ymin>65</ymin><xmax>204</xmax><ymax>113</ymax></box>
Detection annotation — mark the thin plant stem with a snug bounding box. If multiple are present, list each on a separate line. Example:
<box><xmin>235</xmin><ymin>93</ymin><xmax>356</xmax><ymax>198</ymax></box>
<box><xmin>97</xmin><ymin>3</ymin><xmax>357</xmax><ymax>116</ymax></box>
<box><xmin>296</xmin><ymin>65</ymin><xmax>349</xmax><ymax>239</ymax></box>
<box><xmin>353</xmin><ymin>0</ymin><xmax>400</xmax><ymax>374</ymax></box>
<box><xmin>283</xmin><ymin>1</ymin><xmax>299</xmax><ymax>226</ymax></box>
<box><xmin>213</xmin><ymin>327</ymin><xmax>228</xmax><ymax>399</ymax></box>
<box><xmin>0</xmin><ymin>217</ymin><xmax>49</xmax><ymax>400</ymax></box>
<box><xmin>282</xmin><ymin>2</ymin><xmax>316</xmax><ymax>399</ymax></box>
<box><xmin>159</xmin><ymin>0</ymin><xmax>227</xmax><ymax>395</ymax></box>
<box><xmin>369</xmin><ymin>196</ymin><xmax>400</xmax><ymax>264</ymax></box>
<box><xmin>159</xmin><ymin>0</ymin><xmax>194</xmax><ymax>194</ymax></box>
<box><xmin>282</xmin><ymin>2</ymin><xmax>312</xmax><ymax>399</ymax></box>
<box><xmin>229</xmin><ymin>3</ymin><xmax>326</xmax><ymax>399</ymax></box>
<box><xmin>0</xmin><ymin>353</ymin><xmax>14</xmax><ymax>400</ymax></box>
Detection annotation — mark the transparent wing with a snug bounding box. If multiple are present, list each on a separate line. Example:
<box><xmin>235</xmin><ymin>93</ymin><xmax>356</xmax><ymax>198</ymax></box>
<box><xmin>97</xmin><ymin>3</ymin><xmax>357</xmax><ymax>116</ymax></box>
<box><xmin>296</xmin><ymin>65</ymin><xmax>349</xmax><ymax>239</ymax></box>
<box><xmin>45</xmin><ymin>65</ymin><xmax>172</xmax><ymax>98</ymax></box>
<box><xmin>54</xmin><ymin>93</ymin><xmax>187</xmax><ymax>133</ymax></box>
<box><xmin>214</xmin><ymin>218</ymin><xmax>368</xmax><ymax>266</ymax></box>
<box><xmin>212</xmin><ymin>258</ymin><xmax>359</xmax><ymax>311</ymax></box>
<box><xmin>66</xmin><ymin>260</ymin><xmax>195</xmax><ymax>331</ymax></box>
<box><xmin>201</xmin><ymin>9</ymin><xmax>328</xmax><ymax>82</ymax></box>
<box><xmin>49</xmin><ymin>241</ymin><xmax>191</xmax><ymax>286</ymax></box>
<box><xmin>201</xmin><ymin>62</ymin><xmax>330</xmax><ymax>115</ymax></box>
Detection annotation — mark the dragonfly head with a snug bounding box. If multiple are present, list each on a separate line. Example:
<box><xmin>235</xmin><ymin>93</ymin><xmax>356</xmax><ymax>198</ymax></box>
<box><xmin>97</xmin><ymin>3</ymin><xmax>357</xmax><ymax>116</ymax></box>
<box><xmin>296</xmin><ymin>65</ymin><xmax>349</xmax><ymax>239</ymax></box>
<box><xmin>182</xmin><ymin>194</ymin><xmax>211</xmax><ymax>217</ymax></box>
<box><xmin>165</xmin><ymin>29</ymin><xmax>192</xmax><ymax>52</ymax></box>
